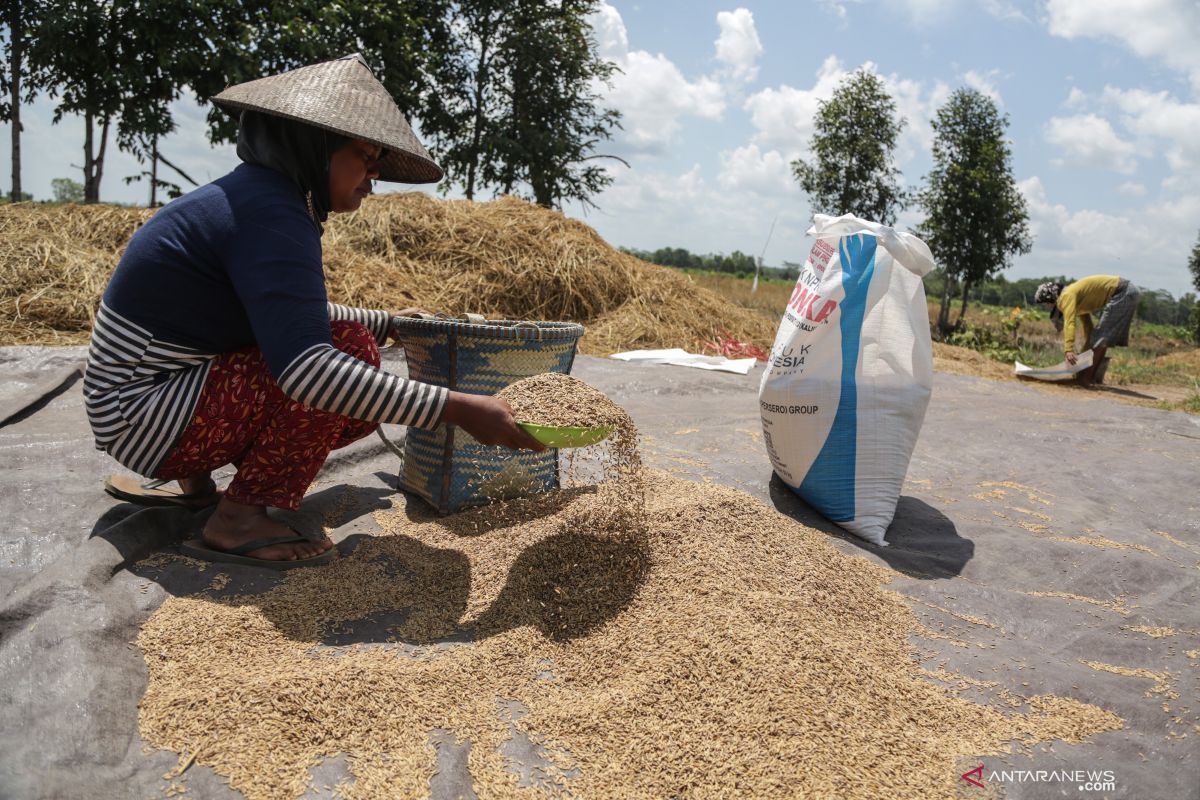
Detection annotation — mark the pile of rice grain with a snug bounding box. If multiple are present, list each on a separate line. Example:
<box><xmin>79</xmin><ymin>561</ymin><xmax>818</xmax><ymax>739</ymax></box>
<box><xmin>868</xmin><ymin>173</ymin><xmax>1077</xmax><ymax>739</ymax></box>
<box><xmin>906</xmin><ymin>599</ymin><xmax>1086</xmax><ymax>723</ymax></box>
<box><xmin>136</xmin><ymin>476</ymin><xmax>1121</xmax><ymax>798</ymax></box>
<box><xmin>498</xmin><ymin>372</ymin><xmax>644</xmax><ymax>540</ymax></box>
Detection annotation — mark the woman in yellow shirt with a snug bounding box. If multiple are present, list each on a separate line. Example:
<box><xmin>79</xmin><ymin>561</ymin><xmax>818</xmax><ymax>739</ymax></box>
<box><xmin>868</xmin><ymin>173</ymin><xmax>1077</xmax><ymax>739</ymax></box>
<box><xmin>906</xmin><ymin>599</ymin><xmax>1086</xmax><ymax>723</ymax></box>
<box><xmin>1034</xmin><ymin>276</ymin><xmax>1140</xmax><ymax>385</ymax></box>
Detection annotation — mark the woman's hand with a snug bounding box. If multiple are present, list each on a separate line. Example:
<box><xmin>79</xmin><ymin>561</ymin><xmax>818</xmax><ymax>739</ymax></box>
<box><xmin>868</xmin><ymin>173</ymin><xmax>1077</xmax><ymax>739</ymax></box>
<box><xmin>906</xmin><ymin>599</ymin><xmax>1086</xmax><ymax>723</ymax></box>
<box><xmin>441</xmin><ymin>391</ymin><xmax>547</xmax><ymax>451</ymax></box>
<box><xmin>1065</xmin><ymin>350</ymin><xmax>1077</xmax><ymax>365</ymax></box>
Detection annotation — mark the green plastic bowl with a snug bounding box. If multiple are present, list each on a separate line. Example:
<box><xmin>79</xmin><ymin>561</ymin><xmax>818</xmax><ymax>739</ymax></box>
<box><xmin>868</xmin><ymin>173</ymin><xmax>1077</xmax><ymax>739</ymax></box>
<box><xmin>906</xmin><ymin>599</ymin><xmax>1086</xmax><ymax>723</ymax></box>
<box><xmin>518</xmin><ymin>421</ymin><xmax>613</xmax><ymax>449</ymax></box>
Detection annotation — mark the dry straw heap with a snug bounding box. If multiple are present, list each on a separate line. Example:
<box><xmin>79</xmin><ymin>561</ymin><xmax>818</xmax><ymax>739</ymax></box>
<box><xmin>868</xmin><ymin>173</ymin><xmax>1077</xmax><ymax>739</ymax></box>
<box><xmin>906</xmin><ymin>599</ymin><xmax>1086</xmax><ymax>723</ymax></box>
<box><xmin>136</xmin><ymin>382</ymin><xmax>1122</xmax><ymax>799</ymax></box>
<box><xmin>0</xmin><ymin>195</ymin><xmax>776</xmax><ymax>354</ymax></box>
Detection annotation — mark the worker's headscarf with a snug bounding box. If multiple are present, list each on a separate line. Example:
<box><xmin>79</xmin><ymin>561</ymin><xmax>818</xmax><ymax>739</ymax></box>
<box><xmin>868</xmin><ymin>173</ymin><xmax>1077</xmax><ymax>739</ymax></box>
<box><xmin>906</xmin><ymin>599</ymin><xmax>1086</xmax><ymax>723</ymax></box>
<box><xmin>1035</xmin><ymin>282</ymin><xmax>1065</xmax><ymax>330</ymax></box>
<box><xmin>236</xmin><ymin>110</ymin><xmax>348</xmax><ymax>230</ymax></box>
<box><xmin>1033</xmin><ymin>282</ymin><xmax>1063</xmax><ymax>305</ymax></box>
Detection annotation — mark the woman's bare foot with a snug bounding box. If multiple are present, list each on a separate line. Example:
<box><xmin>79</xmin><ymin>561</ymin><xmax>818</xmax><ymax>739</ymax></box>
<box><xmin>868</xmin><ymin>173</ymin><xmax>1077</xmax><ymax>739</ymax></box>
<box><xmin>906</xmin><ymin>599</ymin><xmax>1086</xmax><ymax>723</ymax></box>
<box><xmin>203</xmin><ymin>496</ymin><xmax>333</xmax><ymax>561</ymax></box>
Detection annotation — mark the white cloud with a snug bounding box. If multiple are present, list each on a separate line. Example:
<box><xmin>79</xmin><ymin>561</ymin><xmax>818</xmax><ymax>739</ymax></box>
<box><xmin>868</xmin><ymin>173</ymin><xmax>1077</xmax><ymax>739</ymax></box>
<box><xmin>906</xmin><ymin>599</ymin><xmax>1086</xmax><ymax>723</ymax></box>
<box><xmin>1044</xmin><ymin>114</ymin><xmax>1138</xmax><ymax>174</ymax></box>
<box><xmin>571</xmin><ymin>162</ymin><xmax>812</xmax><ymax>265</ymax></box>
<box><xmin>743</xmin><ymin>56</ymin><xmax>949</xmax><ymax>176</ymax></box>
<box><xmin>980</xmin><ymin>0</ymin><xmax>1030</xmax><ymax>23</ymax></box>
<box><xmin>590</xmin><ymin>2</ymin><xmax>729</xmax><ymax>155</ymax></box>
<box><xmin>963</xmin><ymin>70</ymin><xmax>1003</xmax><ymax>105</ymax></box>
<box><xmin>1117</xmin><ymin>181</ymin><xmax>1146</xmax><ymax>197</ymax></box>
<box><xmin>743</xmin><ymin>56</ymin><xmax>847</xmax><ymax>157</ymax></box>
<box><xmin>1098</xmin><ymin>86</ymin><xmax>1200</xmax><ymax>175</ymax></box>
<box><xmin>883</xmin><ymin>0</ymin><xmax>958</xmax><ymax>26</ymax></box>
<box><xmin>717</xmin><ymin>144</ymin><xmax>798</xmax><ymax>197</ymax></box>
<box><xmin>816</xmin><ymin>0</ymin><xmax>861</xmax><ymax>23</ymax></box>
<box><xmin>1016</xmin><ymin>176</ymin><xmax>1199</xmax><ymax>293</ymax></box>
<box><xmin>1045</xmin><ymin>0</ymin><xmax>1200</xmax><ymax>89</ymax></box>
<box><xmin>714</xmin><ymin>9</ymin><xmax>763</xmax><ymax>83</ymax></box>
<box><xmin>591</xmin><ymin>1</ymin><xmax>629</xmax><ymax>61</ymax></box>
<box><xmin>1064</xmin><ymin>86</ymin><xmax>1088</xmax><ymax>109</ymax></box>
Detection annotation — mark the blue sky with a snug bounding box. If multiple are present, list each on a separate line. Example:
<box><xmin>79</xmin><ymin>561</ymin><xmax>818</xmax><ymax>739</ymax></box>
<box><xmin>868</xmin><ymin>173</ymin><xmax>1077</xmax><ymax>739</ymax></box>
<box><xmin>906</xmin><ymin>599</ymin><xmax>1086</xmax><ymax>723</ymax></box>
<box><xmin>4</xmin><ymin>0</ymin><xmax>1199</xmax><ymax>296</ymax></box>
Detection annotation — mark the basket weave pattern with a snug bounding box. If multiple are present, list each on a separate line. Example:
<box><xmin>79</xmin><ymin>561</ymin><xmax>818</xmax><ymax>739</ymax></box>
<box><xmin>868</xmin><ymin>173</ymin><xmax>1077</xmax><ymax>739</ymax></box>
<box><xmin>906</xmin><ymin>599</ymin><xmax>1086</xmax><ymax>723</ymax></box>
<box><xmin>394</xmin><ymin>318</ymin><xmax>584</xmax><ymax>513</ymax></box>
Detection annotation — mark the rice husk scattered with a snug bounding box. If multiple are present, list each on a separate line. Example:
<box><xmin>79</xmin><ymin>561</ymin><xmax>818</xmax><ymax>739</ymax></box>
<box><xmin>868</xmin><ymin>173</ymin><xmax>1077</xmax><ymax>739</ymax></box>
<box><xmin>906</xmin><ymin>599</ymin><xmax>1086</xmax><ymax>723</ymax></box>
<box><xmin>136</xmin><ymin>392</ymin><xmax>1122</xmax><ymax>798</ymax></box>
<box><xmin>0</xmin><ymin>196</ymin><xmax>776</xmax><ymax>355</ymax></box>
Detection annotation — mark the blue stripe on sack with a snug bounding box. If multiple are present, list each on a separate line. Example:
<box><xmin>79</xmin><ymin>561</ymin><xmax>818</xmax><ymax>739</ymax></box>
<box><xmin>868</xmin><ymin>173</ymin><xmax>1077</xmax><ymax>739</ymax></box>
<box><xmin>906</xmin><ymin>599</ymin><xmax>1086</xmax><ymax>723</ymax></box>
<box><xmin>796</xmin><ymin>234</ymin><xmax>877</xmax><ymax>522</ymax></box>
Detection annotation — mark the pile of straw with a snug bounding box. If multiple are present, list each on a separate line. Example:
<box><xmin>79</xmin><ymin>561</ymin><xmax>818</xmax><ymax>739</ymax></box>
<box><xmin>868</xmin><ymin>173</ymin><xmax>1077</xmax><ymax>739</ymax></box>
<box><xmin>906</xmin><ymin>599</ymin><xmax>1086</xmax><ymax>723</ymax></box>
<box><xmin>0</xmin><ymin>195</ymin><xmax>776</xmax><ymax>355</ymax></box>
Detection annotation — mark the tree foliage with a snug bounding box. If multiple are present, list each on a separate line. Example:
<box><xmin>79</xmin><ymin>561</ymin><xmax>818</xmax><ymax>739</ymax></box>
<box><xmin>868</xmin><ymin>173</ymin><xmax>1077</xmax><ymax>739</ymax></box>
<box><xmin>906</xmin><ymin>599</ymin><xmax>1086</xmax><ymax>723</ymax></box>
<box><xmin>622</xmin><ymin>246</ymin><xmax>801</xmax><ymax>281</ymax></box>
<box><xmin>791</xmin><ymin>69</ymin><xmax>907</xmax><ymax>225</ymax></box>
<box><xmin>25</xmin><ymin>0</ymin><xmax>197</xmax><ymax>202</ymax></box>
<box><xmin>16</xmin><ymin>0</ymin><xmax>616</xmax><ymax>208</ymax></box>
<box><xmin>432</xmin><ymin>0</ymin><xmax>621</xmax><ymax>209</ymax></box>
<box><xmin>2</xmin><ymin>0</ymin><xmax>51</xmax><ymax>202</ymax></box>
<box><xmin>51</xmin><ymin>176</ymin><xmax>84</xmax><ymax>202</ymax></box>
<box><xmin>917</xmin><ymin>87</ymin><xmax>1032</xmax><ymax>333</ymax></box>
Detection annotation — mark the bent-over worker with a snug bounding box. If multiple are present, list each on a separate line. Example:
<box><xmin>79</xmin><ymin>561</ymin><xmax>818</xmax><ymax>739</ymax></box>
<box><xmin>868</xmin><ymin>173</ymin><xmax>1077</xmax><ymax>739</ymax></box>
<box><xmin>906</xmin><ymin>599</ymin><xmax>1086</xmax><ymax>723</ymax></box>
<box><xmin>1034</xmin><ymin>275</ymin><xmax>1140</xmax><ymax>386</ymax></box>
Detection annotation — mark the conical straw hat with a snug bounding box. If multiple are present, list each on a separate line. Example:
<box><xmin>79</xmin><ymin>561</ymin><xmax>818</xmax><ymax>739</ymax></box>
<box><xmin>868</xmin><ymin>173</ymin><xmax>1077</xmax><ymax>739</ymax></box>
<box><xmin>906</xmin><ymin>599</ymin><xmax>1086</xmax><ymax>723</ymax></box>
<box><xmin>213</xmin><ymin>54</ymin><xmax>443</xmax><ymax>184</ymax></box>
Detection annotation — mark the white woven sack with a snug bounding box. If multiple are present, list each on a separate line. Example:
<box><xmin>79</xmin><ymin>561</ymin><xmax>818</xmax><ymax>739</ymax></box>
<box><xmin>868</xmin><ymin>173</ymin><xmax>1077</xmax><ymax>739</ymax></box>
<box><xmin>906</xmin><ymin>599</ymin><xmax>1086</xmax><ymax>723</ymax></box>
<box><xmin>759</xmin><ymin>214</ymin><xmax>935</xmax><ymax>545</ymax></box>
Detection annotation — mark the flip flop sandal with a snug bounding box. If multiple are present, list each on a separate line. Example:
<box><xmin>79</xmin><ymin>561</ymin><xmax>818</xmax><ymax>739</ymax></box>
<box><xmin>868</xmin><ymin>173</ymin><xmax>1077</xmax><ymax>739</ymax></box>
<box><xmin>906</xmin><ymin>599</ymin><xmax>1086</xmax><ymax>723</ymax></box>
<box><xmin>179</xmin><ymin>531</ymin><xmax>336</xmax><ymax>570</ymax></box>
<box><xmin>104</xmin><ymin>475</ymin><xmax>220</xmax><ymax>508</ymax></box>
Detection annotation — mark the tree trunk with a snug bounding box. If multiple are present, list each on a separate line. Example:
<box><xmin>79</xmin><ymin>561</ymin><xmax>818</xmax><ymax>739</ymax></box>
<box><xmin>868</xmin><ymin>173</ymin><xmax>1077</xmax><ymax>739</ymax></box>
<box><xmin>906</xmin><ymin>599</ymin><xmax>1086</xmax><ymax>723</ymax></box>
<box><xmin>958</xmin><ymin>280</ymin><xmax>971</xmax><ymax>325</ymax></box>
<box><xmin>83</xmin><ymin>110</ymin><xmax>94</xmax><ymax>203</ymax></box>
<box><xmin>937</xmin><ymin>274</ymin><xmax>953</xmax><ymax>334</ymax></box>
<box><xmin>83</xmin><ymin>113</ymin><xmax>110</xmax><ymax>204</ymax></box>
<box><xmin>465</xmin><ymin>17</ymin><xmax>493</xmax><ymax>201</ymax></box>
<box><xmin>150</xmin><ymin>136</ymin><xmax>158</xmax><ymax>206</ymax></box>
<box><xmin>9</xmin><ymin>0</ymin><xmax>21</xmax><ymax>203</ymax></box>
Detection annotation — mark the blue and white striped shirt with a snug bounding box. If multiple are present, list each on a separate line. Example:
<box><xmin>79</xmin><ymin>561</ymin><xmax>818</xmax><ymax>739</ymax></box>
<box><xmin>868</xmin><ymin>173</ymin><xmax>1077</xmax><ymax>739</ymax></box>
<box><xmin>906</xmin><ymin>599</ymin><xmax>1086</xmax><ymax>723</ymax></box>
<box><xmin>84</xmin><ymin>163</ymin><xmax>446</xmax><ymax>476</ymax></box>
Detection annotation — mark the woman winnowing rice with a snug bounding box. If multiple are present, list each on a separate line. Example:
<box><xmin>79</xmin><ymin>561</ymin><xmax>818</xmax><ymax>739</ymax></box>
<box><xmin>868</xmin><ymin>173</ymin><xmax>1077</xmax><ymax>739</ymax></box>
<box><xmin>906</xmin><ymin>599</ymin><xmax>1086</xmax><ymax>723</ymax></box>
<box><xmin>85</xmin><ymin>55</ymin><xmax>543</xmax><ymax>569</ymax></box>
<box><xmin>1034</xmin><ymin>275</ymin><xmax>1140</xmax><ymax>386</ymax></box>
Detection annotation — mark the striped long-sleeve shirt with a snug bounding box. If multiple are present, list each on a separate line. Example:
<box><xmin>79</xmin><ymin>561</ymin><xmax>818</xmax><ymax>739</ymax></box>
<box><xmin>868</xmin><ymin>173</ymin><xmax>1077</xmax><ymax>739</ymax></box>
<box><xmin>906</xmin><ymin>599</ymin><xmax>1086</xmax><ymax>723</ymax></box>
<box><xmin>84</xmin><ymin>163</ymin><xmax>446</xmax><ymax>477</ymax></box>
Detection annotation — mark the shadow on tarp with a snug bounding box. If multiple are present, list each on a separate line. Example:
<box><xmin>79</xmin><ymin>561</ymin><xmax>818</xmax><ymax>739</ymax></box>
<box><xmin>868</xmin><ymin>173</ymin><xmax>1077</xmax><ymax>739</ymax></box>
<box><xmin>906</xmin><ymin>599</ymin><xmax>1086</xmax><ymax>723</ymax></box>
<box><xmin>98</xmin><ymin>480</ymin><xmax>647</xmax><ymax>650</ymax></box>
<box><xmin>767</xmin><ymin>473</ymin><xmax>973</xmax><ymax>579</ymax></box>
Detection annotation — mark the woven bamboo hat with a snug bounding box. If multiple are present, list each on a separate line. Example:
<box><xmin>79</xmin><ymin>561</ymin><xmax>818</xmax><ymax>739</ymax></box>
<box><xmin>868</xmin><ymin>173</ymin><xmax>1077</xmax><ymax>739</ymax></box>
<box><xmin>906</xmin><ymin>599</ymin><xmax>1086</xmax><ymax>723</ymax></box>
<box><xmin>213</xmin><ymin>54</ymin><xmax>443</xmax><ymax>184</ymax></box>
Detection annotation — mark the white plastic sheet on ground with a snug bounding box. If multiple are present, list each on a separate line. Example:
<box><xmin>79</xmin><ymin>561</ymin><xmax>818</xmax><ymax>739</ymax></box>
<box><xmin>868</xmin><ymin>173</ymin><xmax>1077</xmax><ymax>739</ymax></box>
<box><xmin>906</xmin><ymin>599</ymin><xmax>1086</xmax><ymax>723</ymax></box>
<box><xmin>1014</xmin><ymin>349</ymin><xmax>1093</xmax><ymax>382</ymax></box>
<box><xmin>610</xmin><ymin>348</ymin><xmax>758</xmax><ymax>375</ymax></box>
<box><xmin>758</xmin><ymin>214</ymin><xmax>935</xmax><ymax>546</ymax></box>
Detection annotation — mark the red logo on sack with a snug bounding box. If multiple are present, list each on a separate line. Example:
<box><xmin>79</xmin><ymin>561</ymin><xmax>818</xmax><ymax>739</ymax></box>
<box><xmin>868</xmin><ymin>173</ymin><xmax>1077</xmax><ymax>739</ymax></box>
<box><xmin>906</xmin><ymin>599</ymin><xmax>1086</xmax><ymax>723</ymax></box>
<box><xmin>786</xmin><ymin>283</ymin><xmax>838</xmax><ymax>324</ymax></box>
<box><xmin>961</xmin><ymin>765</ymin><xmax>985</xmax><ymax>788</ymax></box>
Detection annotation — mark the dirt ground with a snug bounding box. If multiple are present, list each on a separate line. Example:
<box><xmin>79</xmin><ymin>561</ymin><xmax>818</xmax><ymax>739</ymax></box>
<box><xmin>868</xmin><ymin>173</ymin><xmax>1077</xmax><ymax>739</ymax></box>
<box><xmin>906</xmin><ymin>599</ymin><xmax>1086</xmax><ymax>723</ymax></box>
<box><xmin>931</xmin><ymin>343</ymin><xmax>1197</xmax><ymax>408</ymax></box>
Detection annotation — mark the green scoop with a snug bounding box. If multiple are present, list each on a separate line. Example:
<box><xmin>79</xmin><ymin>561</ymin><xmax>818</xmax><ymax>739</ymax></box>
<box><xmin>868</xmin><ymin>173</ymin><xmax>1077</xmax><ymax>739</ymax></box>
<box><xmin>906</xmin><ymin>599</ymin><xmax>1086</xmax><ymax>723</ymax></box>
<box><xmin>518</xmin><ymin>422</ymin><xmax>613</xmax><ymax>449</ymax></box>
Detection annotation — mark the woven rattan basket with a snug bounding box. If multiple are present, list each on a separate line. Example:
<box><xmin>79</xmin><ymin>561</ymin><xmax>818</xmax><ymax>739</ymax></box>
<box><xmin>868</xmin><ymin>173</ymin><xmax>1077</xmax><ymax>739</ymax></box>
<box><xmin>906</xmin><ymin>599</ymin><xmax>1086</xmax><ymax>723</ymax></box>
<box><xmin>392</xmin><ymin>314</ymin><xmax>584</xmax><ymax>514</ymax></box>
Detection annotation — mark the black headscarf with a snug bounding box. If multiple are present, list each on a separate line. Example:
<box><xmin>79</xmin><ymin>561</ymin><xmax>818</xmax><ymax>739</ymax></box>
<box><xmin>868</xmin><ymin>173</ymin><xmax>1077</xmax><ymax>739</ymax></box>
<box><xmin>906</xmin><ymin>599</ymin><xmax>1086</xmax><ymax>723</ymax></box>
<box><xmin>236</xmin><ymin>110</ymin><xmax>349</xmax><ymax>229</ymax></box>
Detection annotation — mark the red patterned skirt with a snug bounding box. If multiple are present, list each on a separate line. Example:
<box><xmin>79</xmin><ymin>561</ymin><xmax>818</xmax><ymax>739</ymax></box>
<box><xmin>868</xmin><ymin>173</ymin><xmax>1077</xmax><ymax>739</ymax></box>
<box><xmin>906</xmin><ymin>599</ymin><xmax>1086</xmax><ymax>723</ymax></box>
<box><xmin>155</xmin><ymin>321</ymin><xmax>379</xmax><ymax>509</ymax></box>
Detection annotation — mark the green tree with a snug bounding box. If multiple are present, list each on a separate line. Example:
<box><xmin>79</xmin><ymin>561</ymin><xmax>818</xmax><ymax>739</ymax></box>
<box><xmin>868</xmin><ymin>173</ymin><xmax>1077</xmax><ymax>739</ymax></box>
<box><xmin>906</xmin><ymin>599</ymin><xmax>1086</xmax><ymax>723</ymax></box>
<box><xmin>29</xmin><ymin>0</ymin><xmax>194</xmax><ymax>203</ymax></box>
<box><xmin>2</xmin><ymin>0</ymin><xmax>51</xmax><ymax>203</ymax></box>
<box><xmin>917</xmin><ymin>87</ymin><xmax>1031</xmax><ymax>333</ymax></box>
<box><xmin>433</xmin><ymin>0</ymin><xmax>622</xmax><ymax>209</ymax></box>
<box><xmin>791</xmin><ymin>68</ymin><xmax>907</xmax><ymax>225</ymax></box>
<box><xmin>186</xmin><ymin>1</ymin><xmax>459</xmax><ymax>147</ymax></box>
<box><xmin>28</xmin><ymin>0</ymin><xmax>124</xmax><ymax>202</ymax></box>
<box><xmin>51</xmin><ymin>176</ymin><xmax>83</xmax><ymax>202</ymax></box>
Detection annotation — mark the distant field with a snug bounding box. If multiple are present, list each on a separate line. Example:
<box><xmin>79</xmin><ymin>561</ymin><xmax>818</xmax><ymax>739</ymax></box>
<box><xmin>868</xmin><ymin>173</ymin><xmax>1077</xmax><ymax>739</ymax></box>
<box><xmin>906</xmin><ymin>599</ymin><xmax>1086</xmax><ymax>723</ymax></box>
<box><xmin>685</xmin><ymin>268</ymin><xmax>1199</xmax><ymax>413</ymax></box>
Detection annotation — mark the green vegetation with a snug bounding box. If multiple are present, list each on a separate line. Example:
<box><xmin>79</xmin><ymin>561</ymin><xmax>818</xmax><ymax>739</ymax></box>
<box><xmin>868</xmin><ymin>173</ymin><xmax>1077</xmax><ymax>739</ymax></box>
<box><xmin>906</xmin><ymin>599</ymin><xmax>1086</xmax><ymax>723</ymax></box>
<box><xmin>621</xmin><ymin>246</ymin><xmax>803</xmax><ymax>282</ymax></box>
<box><xmin>791</xmin><ymin>68</ymin><xmax>907</xmax><ymax>226</ymax></box>
<box><xmin>3</xmin><ymin>0</ymin><xmax>618</xmax><ymax>209</ymax></box>
<box><xmin>917</xmin><ymin>88</ymin><xmax>1031</xmax><ymax>333</ymax></box>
